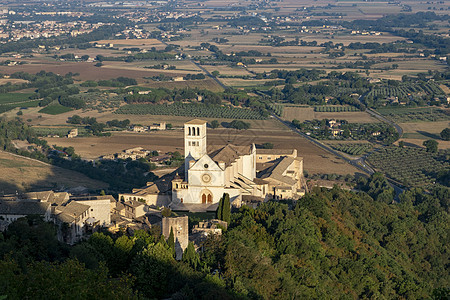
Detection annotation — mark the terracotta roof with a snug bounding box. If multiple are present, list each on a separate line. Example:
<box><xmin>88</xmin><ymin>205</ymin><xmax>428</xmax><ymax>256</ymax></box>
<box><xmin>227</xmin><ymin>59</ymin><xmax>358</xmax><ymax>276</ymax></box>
<box><xmin>185</xmin><ymin>119</ymin><xmax>207</xmax><ymax>125</ymax></box>
<box><xmin>133</xmin><ymin>165</ymin><xmax>184</xmax><ymax>195</ymax></box>
<box><xmin>258</xmin><ymin>156</ymin><xmax>297</xmax><ymax>186</ymax></box>
<box><xmin>256</xmin><ymin>149</ymin><xmax>296</xmax><ymax>155</ymax></box>
<box><xmin>209</xmin><ymin>144</ymin><xmax>253</xmax><ymax>167</ymax></box>
<box><xmin>58</xmin><ymin>201</ymin><xmax>90</xmax><ymax>217</ymax></box>
<box><xmin>0</xmin><ymin>200</ymin><xmax>50</xmax><ymax>215</ymax></box>
<box><xmin>21</xmin><ymin>191</ymin><xmax>54</xmax><ymax>201</ymax></box>
<box><xmin>124</xmin><ymin>200</ymin><xmax>145</xmax><ymax>208</ymax></box>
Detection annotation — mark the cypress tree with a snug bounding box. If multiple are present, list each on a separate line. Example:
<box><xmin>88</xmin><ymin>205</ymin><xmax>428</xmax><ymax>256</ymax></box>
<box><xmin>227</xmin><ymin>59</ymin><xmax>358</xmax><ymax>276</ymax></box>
<box><xmin>168</xmin><ymin>227</ymin><xmax>175</xmax><ymax>256</ymax></box>
<box><xmin>222</xmin><ymin>193</ymin><xmax>231</xmax><ymax>224</ymax></box>
<box><xmin>216</xmin><ymin>195</ymin><xmax>223</xmax><ymax>220</ymax></box>
<box><xmin>182</xmin><ymin>241</ymin><xmax>200</xmax><ymax>269</ymax></box>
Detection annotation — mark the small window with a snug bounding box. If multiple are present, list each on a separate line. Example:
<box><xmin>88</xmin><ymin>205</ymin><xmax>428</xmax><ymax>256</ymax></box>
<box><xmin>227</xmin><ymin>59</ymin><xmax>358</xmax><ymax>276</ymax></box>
<box><xmin>91</xmin><ymin>209</ymin><xmax>93</xmax><ymax>212</ymax></box>
<box><xmin>204</xmin><ymin>164</ymin><xmax>209</xmax><ymax>169</ymax></box>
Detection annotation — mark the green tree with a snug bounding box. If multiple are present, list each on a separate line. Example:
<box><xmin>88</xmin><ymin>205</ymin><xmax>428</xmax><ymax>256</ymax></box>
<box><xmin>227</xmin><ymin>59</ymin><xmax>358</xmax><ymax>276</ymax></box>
<box><xmin>440</xmin><ymin>128</ymin><xmax>450</xmax><ymax>141</ymax></box>
<box><xmin>423</xmin><ymin>139</ymin><xmax>438</xmax><ymax>153</ymax></box>
<box><xmin>262</xmin><ymin>142</ymin><xmax>274</xmax><ymax>149</ymax></box>
<box><xmin>210</xmin><ymin>120</ymin><xmax>220</xmax><ymax>129</ymax></box>
<box><xmin>182</xmin><ymin>242</ymin><xmax>200</xmax><ymax>270</ymax></box>
<box><xmin>162</xmin><ymin>207</ymin><xmax>172</xmax><ymax>217</ymax></box>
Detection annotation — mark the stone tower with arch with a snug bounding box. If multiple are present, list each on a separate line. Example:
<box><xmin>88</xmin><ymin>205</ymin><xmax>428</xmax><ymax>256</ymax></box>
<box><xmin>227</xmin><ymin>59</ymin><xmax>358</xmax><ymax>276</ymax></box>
<box><xmin>184</xmin><ymin>119</ymin><xmax>207</xmax><ymax>178</ymax></box>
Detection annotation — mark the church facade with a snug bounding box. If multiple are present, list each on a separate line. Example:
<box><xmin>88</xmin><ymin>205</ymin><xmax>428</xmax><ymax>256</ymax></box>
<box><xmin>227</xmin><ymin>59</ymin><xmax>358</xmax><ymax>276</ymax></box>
<box><xmin>120</xmin><ymin>119</ymin><xmax>305</xmax><ymax>211</ymax></box>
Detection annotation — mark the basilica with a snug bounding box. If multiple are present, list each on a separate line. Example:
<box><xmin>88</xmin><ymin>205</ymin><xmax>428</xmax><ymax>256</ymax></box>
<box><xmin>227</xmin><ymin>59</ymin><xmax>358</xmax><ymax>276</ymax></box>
<box><xmin>120</xmin><ymin>119</ymin><xmax>305</xmax><ymax>211</ymax></box>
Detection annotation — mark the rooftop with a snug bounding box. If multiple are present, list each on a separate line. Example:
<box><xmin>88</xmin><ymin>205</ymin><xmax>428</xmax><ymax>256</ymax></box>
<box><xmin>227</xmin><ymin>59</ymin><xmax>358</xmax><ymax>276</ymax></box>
<box><xmin>0</xmin><ymin>200</ymin><xmax>50</xmax><ymax>215</ymax></box>
<box><xmin>209</xmin><ymin>144</ymin><xmax>253</xmax><ymax>167</ymax></box>
<box><xmin>185</xmin><ymin>119</ymin><xmax>207</xmax><ymax>125</ymax></box>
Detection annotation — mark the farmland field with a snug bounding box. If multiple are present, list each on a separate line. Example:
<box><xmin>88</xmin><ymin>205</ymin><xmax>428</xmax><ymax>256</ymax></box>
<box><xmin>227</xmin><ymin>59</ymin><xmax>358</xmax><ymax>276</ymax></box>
<box><xmin>0</xmin><ymin>93</ymin><xmax>34</xmax><ymax>104</ymax></box>
<box><xmin>282</xmin><ymin>106</ymin><xmax>378</xmax><ymax>123</ymax></box>
<box><xmin>398</xmin><ymin>121</ymin><xmax>450</xmax><ymax>149</ymax></box>
<box><xmin>376</xmin><ymin>107</ymin><xmax>450</xmax><ymax>123</ymax></box>
<box><xmin>38</xmin><ymin>104</ymin><xmax>73</xmax><ymax>115</ymax></box>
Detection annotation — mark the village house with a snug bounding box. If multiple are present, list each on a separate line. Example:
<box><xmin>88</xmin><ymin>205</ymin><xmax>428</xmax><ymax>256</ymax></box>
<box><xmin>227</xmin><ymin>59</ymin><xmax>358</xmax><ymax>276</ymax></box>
<box><xmin>67</xmin><ymin>128</ymin><xmax>78</xmax><ymax>138</ymax></box>
<box><xmin>0</xmin><ymin>191</ymin><xmax>112</xmax><ymax>244</ymax></box>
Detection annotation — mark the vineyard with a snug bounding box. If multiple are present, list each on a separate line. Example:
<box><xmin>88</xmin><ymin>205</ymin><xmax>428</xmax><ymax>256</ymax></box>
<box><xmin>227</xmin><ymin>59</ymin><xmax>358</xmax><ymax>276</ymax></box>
<box><xmin>366</xmin><ymin>82</ymin><xmax>444</xmax><ymax>100</ymax></box>
<box><xmin>314</xmin><ymin>106</ymin><xmax>359</xmax><ymax>112</ymax></box>
<box><xmin>376</xmin><ymin>107</ymin><xmax>450</xmax><ymax>122</ymax></box>
<box><xmin>331</xmin><ymin>143</ymin><xmax>373</xmax><ymax>156</ymax></box>
<box><xmin>115</xmin><ymin>103</ymin><xmax>267</xmax><ymax>119</ymax></box>
<box><xmin>367</xmin><ymin>146</ymin><xmax>449</xmax><ymax>187</ymax></box>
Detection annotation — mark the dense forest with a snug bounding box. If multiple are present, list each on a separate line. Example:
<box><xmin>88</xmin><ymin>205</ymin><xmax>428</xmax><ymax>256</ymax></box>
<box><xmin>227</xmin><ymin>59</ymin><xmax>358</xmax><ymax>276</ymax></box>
<box><xmin>0</xmin><ymin>179</ymin><xmax>448</xmax><ymax>299</ymax></box>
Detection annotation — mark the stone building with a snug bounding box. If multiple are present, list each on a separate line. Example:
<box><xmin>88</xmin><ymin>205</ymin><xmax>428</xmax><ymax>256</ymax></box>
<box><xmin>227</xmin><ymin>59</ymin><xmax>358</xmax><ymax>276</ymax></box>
<box><xmin>119</xmin><ymin>119</ymin><xmax>305</xmax><ymax>211</ymax></box>
<box><xmin>162</xmin><ymin>216</ymin><xmax>188</xmax><ymax>260</ymax></box>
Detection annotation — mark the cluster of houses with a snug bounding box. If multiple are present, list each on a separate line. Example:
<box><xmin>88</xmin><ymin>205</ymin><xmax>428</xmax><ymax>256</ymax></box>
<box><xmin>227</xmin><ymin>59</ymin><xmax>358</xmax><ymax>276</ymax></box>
<box><xmin>0</xmin><ymin>190</ymin><xmax>226</xmax><ymax>258</ymax></box>
<box><xmin>131</xmin><ymin>122</ymin><xmax>166</xmax><ymax>132</ymax></box>
<box><xmin>100</xmin><ymin>147</ymin><xmax>170</xmax><ymax>164</ymax></box>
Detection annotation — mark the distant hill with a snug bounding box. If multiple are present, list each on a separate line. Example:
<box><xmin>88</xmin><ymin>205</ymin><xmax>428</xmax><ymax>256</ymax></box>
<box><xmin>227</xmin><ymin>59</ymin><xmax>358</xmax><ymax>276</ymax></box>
<box><xmin>0</xmin><ymin>151</ymin><xmax>108</xmax><ymax>193</ymax></box>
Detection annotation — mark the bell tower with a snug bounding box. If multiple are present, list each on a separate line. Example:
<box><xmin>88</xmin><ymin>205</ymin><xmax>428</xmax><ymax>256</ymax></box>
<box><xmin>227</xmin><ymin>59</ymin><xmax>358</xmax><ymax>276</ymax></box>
<box><xmin>184</xmin><ymin>119</ymin><xmax>207</xmax><ymax>178</ymax></box>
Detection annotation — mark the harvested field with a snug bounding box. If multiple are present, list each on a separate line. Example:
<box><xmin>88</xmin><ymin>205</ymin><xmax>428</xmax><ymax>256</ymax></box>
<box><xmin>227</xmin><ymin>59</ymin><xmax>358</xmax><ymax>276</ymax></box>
<box><xmin>45</xmin><ymin>125</ymin><xmax>360</xmax><ymax>175</ymax></box>
<box><xmin>92</xmin><ymin>39</ymin><xmax>165</xmax><ymax>50</ymax></box>
<box><xmin>282</xmin><ymin>106</ymin><xmax>378</xmax><ymax>123</ymax></box>
<box><xmin>0</xmin><ymin>151</ymin><xmax>108</xmax><ymax>193</ymax></box>
<box><xmin>399</xmin><ymin>121</ymin><xmax>450</xmax><ymax>149</ymax></box>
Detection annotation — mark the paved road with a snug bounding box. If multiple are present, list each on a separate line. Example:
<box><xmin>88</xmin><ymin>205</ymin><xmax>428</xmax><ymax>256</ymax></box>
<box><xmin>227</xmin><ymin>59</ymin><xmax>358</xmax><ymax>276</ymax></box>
<box><xmin>366</xmin><ymin>108</ymin><xmax>403</xmax><ymax>137</ymax></box>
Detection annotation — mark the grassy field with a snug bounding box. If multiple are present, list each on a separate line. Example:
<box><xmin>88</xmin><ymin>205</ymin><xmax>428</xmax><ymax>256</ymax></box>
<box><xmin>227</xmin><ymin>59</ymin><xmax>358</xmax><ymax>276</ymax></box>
<box><xmin>38</xmin><ymin>104</ymin><xmax>73</xmax><ymax>115</ymax></box>
<box><xmin>0</xmin><ymin>151</ymin><xmax>108</xmax><ymax>193</ymax></box>
<box><xmin>0</xmin><ymin>93</ymin><xmax>34</xmax><ymax>104</ymax></box>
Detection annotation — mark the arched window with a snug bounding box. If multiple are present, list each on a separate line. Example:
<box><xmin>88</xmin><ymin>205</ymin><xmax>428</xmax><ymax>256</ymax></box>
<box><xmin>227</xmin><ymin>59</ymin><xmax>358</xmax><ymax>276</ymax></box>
<box><xmin>188</xmin><ymin>127</ymin><xmax>191</xmax><ymax>136</ymax></box>
<box><xmin>197</xmin><ymin>127</ymin><xmax>200</xmax><ymax>136</ymax></box>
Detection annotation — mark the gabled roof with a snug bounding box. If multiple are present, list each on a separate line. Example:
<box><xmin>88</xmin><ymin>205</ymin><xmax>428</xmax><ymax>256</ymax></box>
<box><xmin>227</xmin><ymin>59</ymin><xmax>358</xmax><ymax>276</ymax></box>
<box><xmin>190</xmin><ymin>154</ymin><xmax>222</xmax><ymax>171</ymax></box>
<box><xmin>58</xmin><ymin>201</ymin><xmax>90</xmax><ymax>217</ymax></box>
<box><xmin>209</xmin><ymin>144</ymin><xmax>253</xmax><ymax>167</ymax></box>
<box><xmin>0</xmin><ymin>200</ymin><xmax>50</xmax><ymax>215</ymax></box>
<box><xmin>258</xmin><ymin>156</ymin><xmax>297</xmax><ymax>186</ymax></box>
